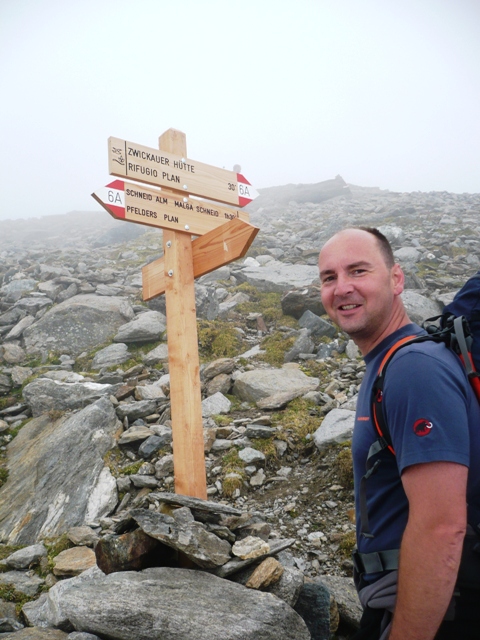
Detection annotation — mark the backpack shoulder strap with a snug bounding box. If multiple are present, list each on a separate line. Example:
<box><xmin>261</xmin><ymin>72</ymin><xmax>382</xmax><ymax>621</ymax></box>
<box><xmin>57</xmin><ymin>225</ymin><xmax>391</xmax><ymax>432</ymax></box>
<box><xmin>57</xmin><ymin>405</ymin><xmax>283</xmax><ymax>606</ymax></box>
<box><xmin>359</xmin><ymin>333</ymin><xmax>433</xmax><ymax>538</ymax></box>
<box><xmin>361</xmin><ymin>321</ymin><xmax>479</xmax><ymax>539</ymax></box>
<box><xmin>371</xmin><ymin>334</ymin><xmax>428</xmax><ymax>454</ymax></box>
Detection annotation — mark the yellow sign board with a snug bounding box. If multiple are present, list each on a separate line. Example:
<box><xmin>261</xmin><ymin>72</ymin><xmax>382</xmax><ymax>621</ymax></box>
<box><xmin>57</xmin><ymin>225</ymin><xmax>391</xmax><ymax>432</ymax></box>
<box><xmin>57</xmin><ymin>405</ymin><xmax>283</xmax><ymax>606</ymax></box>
<box><xmin>108</xmin><ymin>137</ymin><xmax>259</xmax><ymax>207</ymax></box>
<box><xmin>92</xmin><ymin>180</ymin><xmax>250</xmax><ymax>237</ymax></box>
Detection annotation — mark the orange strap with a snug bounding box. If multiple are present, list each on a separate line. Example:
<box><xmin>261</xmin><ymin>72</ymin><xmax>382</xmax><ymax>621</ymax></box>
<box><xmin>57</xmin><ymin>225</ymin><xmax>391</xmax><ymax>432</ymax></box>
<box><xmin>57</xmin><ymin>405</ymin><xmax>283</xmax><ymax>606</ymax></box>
<box><xmin>377</xmin><ymin>335</ymin><xmax>419</xmax><ymax>376</ymax></box>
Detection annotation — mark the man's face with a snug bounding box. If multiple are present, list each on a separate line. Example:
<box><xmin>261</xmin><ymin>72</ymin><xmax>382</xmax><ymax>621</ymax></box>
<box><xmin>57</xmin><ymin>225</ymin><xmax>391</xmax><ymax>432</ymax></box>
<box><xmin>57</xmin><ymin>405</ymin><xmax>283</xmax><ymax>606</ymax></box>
<box><xmin>318</xmin><ymin>229</ymin><xmax>403</xmax><ymax>346</ymax></box>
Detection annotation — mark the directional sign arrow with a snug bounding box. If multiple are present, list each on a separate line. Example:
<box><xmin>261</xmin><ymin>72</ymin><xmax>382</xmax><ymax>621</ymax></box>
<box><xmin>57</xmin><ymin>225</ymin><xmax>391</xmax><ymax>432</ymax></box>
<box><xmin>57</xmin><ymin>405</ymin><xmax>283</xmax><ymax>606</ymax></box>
<box><xmin>142</xmin><ymin>218</ymin><xmax>259</xmax><ymax>300</ymax></box>
<box><xmin>91</xmin><ymin>180</ymin><xmax>250</xmax><ymax>237</ymax></box>
<box><xmin>109</xmin><ymin>137</ymin><xmax>259</xmax><ymax>207</ymax></box>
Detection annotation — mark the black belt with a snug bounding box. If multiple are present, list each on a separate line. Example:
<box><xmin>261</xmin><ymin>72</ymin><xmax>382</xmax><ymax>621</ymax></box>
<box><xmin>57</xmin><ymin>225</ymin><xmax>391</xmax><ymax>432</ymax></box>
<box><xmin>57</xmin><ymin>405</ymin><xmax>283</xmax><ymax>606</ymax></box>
<box><xmin>352</xmin><ymin>548</ymin><xmax>399</xmax><ymax>574</ymax></box>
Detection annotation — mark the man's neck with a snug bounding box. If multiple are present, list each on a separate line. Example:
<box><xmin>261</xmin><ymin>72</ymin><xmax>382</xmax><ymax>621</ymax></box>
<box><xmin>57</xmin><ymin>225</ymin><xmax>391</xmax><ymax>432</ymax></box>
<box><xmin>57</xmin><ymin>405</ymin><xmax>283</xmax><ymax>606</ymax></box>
<box><xmin>356</xmin><ymin>308</ymin><xmax>412</xmax><ymax>356</ymax></box>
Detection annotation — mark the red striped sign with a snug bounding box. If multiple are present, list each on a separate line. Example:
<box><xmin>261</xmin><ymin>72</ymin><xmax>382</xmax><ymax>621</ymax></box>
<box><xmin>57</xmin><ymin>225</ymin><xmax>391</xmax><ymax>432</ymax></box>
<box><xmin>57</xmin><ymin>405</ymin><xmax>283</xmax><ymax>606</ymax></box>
<box><xmin>108</xmin><ymin>137</ymin><xmax>259</xmax><ymax>207</ymax></box>
<box><xmin>92</xmin><ymin>180</ymin><xmax>250</xmax><ymax>236</ymax></box>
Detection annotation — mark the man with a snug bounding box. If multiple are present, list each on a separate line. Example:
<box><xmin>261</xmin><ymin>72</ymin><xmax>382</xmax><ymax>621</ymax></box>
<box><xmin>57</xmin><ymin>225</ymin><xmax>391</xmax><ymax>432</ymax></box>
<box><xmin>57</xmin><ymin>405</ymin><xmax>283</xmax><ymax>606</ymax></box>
<box><xmin>318</xmin><ymin>227</ymin><xmax>480</xmax><ymax>639</ymax></box>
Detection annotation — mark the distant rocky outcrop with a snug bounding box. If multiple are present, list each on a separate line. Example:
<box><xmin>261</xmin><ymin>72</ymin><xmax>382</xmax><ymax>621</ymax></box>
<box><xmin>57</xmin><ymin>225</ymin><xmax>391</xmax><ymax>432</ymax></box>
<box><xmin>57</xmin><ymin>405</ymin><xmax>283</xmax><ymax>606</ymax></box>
<box><xmin>248</xmin><ymin>175</ymin><xmax>351</xmax><ymax>208</ymax></box>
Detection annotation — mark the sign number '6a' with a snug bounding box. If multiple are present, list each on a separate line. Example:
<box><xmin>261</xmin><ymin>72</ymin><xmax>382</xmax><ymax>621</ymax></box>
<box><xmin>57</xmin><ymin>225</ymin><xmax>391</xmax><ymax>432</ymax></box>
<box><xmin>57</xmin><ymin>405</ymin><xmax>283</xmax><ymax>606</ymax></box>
<box><xmin>239</xmin><ymin>183</ymin><xmax>251</xmax><ymax>197</ymax></box>
<box><xmin>108</xmin><ymin>190</ymin><xmax>123</xmax><ymax>204</ymax></box>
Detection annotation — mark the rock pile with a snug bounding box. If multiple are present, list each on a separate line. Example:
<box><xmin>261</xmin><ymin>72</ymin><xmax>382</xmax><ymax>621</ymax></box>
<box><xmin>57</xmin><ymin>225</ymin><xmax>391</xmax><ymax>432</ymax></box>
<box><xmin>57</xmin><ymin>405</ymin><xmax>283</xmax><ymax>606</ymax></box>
<box><xmin>0</xmin><ymin>180</ymin><xmax>479</xmax><ymax>638</ymax></box>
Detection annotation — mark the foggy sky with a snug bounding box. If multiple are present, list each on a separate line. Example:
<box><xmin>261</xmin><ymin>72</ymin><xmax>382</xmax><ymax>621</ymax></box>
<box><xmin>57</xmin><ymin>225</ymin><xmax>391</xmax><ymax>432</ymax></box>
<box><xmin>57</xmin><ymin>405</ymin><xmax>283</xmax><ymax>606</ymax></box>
<box><xmin>1</xmin><ymin>0</ymin><xmax>479</xmax><ymax>221</ymax></box>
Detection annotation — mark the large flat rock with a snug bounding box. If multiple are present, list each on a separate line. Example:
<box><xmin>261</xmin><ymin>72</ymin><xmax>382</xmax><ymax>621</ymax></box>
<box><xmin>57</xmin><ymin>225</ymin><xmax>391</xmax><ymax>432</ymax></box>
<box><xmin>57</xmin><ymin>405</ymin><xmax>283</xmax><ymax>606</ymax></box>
<box><xmin>233</xmin><ymin>367</ymin><xmax>319</xmax><ymax>403</ymax></box>
<box><xmin>24</xmin><ymin>567</ymin><xmax>311</xmax><ymax>640</ymax></box>
<box><xmin>23</xmin><ymin>294</ymin><xmax>134</xmax><ymax>356</ymax></box>
<box><xmin>0</xmin><ymin>398</ymin><xmax>118</xmax><ymax>545</ymax></box>
<box><xmin>234</xmin><ymin>260</ymin><xmax>319</xmax><ymax>293</ymax></box>
<box><xmin>23</xmin><ymin>378</ymin><xmax>114</xmax><ymax>417</ymax></box>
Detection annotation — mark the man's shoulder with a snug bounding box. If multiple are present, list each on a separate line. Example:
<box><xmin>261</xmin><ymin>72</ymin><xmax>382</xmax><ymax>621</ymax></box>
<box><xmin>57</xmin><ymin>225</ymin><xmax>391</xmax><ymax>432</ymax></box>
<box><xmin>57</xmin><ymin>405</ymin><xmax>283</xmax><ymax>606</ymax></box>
<box><xmin>375</xmin><ymin>324</ymin><xmax>469</xmax><ymax>391</ymax></box>
<box><xmin>366</xmin><ymin>324</ymin><xmax>426</xmax><ymax>371</ymax></box>
<box><xmin>393</xmin><ymin>335</ymin><xmax>457</xmax><ymax>366</ymax></box>
<box><xmin>378</xmin><ymin>323</ymin><xmax>456</xmax><ymax>367</ymax></box>
<box><xmin>386</xmin><ymin>335</ymin><xmax>470</xmax><ymax>398</ymax></box>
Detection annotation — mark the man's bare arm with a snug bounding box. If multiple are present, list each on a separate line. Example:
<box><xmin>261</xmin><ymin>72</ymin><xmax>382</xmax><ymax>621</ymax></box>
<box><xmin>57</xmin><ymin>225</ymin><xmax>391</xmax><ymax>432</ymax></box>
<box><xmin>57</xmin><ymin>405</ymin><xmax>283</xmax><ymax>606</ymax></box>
<box><xmin>388</xmin><ymin>461</ymin><xmax>467</xmax><ymax>640</ymax></box>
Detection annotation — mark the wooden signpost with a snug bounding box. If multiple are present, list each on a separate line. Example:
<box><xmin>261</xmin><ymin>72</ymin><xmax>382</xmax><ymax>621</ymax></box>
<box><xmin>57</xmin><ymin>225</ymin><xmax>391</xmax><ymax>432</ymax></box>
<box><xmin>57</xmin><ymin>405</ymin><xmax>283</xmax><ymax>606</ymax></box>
<box><xmin>93</xmin><ymin>129</ymin><xmax>259</xmax><ymax>500</ymax></box>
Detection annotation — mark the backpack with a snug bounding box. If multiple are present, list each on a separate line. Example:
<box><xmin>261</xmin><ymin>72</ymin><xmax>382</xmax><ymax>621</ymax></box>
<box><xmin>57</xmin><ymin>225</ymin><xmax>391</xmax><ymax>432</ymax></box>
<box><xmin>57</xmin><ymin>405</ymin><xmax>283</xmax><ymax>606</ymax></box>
<box><xmin>370</xmin><ymin>270</ymin><xmax>480</xmax><ymax>465</ymax></box>
<box><xmin>354</xmin><ymin>271</ymin><xmax>480</xmax><ymax>585</ymax></box>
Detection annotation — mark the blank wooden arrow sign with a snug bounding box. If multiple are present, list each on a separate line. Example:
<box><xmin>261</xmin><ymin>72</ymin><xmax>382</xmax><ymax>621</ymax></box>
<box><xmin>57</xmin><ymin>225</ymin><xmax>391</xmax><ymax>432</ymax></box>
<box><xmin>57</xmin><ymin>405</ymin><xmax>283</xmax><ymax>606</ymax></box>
<box><xmin>142</xmin><ymin>217</ymin><xmax>259</xmax><ymax>300</ymax></box>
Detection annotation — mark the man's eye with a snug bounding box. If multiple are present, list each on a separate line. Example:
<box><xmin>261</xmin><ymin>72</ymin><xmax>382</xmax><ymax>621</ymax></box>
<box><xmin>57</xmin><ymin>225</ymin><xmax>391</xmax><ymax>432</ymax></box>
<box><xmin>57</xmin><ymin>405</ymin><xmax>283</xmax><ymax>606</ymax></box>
<box><xmin>322</xmin><ymin>275</ymin><xmax>335</xmax><ymax>283</ymax></box>
<box><xmin>352</xmin><ymin>269</ymin><xmax>366</xmax><ymax>275</ymax></box>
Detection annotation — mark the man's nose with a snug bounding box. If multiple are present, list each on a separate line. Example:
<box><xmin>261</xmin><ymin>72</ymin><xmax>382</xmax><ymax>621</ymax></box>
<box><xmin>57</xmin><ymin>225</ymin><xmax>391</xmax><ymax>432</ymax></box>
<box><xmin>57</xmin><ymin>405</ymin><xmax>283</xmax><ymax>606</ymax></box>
<box><xmin>334</xmin><ymin>274</ymin><xmax>354</xmax><ymax>296</ymax></box>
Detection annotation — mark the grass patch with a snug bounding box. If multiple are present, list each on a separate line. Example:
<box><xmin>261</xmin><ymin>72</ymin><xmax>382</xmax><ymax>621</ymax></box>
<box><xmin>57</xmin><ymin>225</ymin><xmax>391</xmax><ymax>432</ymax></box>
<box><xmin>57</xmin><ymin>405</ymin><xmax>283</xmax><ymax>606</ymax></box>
<box><xmin>121</xmin><ymin>461</ymin><xmax>144</xmax><ymax>475</ymax></box>
<box><xmin>8</xmin><ymin>418</ymin><xmax>32</xmax><ymax>439</ymax></box>
<box><xmin>113</xmin><ymin>341</ymin><xmax>163</xmax><ymax>371</ymax></box>
<box><xmin>47</xmin><ymin>409</ymin><xmax>65</xmax><ymax>421</ymax></box>
<box><xmin>0</xmin><ymin>467</ymin><xmax>8</xmax><ymax>489</ymax></box>
<box><xmin>221</xmin><ymin>449</ymin><xmax>246</xmax><ymax>497</ymax></box>
<box><xmin>300</xmin><ymin>360</ymin><xmax>331</xmax><ymax>382</ymax></box>
<box><xmin>415</xmin><ymin>264</ymin><xmax>437</xmax><ymax>278</ymax></box>
<box><xmin>0</xmin><ymin>583</ymin><xmax>37</xmax><ymax>614</ymax></box>
<box><xmin>272</xmin><ymin>398</ymin><xmax>321</xmax><ymax>442</ymax></box>
<box><xmin>251</xmin><ymin>438</ymin><xmax>278</xmax><ymax>463</ymax></box>
<box><xmin>104</xmin><ymin>449</ymin><xmax>124</xmax><ymax>476</ymax></box>
<box><xmin>338</xmin><ymin>530</ymin><xmax>356</xmax><ymax>558</ymax></box>
<box><xmin>0</xmin><ymin>398</ymin><xmax>18</xmax><ymax>412</ymax></box>
<box><xmin>235</xmin><ymin>284</ymin><xmax>298</xmax><ymax>328</ymax></box>
<box><xmin>222</xmin><ymin>474</ymin><xmax>244</xmax><ymax>497</ymax></box>
<box><xmin>74</xmin><ymin>339</ymin><xmax>162</xmax><ymax>374</ymax></box>
<box><xmin>25</xmin><ymin>351</ymin><xmax>62</xmax><ymax>369</ymax></box>
<box><xmin>259</xmin><ymin>333</ymin><xmax>296</xmax><ymax>367</ymax></box>
<box><xmin>73</xmin><ymin>343</ymin><xmax>112</xmax><ymax>373</ymax></box>
<box><xmin>43</xmin><ymin>533</ymin><xmax>74</xmax><ymax>575</ymax></box>
<box><xmin>197</xmin><ymin>321</ymin><xmax>243</xmax><ymax>360</ymax></box>
<box><xmin>0</xmin><ymin>545</ymin><xmax>23</xmax><ymax>563</ymax></box>
<box><xmin>222</xmin><ymin>448</ymin><xmax>245</xmax><ymax>475</ymax></box>
<box><xmin>334</xmin><ymin>446</ymin><xmax>354</xmax><ymax>489</ymax></box>
<box><xmin>225</xmin><ymin>394</ymin><xmax>244</xmax><ymax>412</ymax></box>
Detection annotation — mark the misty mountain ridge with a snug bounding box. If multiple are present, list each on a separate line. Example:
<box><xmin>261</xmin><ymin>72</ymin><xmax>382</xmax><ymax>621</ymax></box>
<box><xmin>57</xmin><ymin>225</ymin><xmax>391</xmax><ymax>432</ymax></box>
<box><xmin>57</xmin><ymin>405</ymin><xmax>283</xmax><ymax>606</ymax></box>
<box><xmin>1</xmin><ymin>175</ymin><xmax>476</xmax><ymax>251</ymax></box>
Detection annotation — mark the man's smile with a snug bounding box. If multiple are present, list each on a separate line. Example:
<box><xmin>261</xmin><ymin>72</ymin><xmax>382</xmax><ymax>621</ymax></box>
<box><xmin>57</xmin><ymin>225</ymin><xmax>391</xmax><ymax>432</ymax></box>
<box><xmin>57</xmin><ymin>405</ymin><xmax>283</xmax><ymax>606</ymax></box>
<box><xmin>339</xmin><ymin>304</ymin><xmax>361</xmax><ymax>310</ymax></box>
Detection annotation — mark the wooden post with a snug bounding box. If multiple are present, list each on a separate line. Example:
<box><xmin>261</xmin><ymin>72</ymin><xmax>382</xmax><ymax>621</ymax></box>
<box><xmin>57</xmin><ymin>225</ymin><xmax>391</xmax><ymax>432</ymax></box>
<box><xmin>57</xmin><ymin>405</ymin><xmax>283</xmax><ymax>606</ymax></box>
<box><xmin>159</xmin><ymin>129</ymin><xmax>207</xmax><ymax>499</ymax></box>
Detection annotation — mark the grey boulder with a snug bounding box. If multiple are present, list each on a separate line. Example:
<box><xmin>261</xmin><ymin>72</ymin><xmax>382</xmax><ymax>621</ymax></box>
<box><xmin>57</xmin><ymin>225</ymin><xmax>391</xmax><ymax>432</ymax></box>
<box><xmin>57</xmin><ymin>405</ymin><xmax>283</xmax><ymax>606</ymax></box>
<box><xmin>233</xmin><ymin>367</ymin><xmax>319</xmax><ymax>403</ymax></box>
<box><xmin>24</xmin><ymin>567</ymin><xmax>310</xmax><ymax>640</ymax></box>
<box><xmin>2</xmin><ymin>544</ymin><xmax>47</xmax><ymax>569</ymax></box>
<box><xmin>91</xmin><ymin>343</ymin><xmax>129</xmax><ymax>369</ymax></box>
<box><xmin>235</xmin><ymin>259</ymin><xmax>319</xmax><ymax>293</ymax></box>
<box><xmin>114</xmin><ymin>310</ymin><xmax>166</xmax><ymax>343</ymax></box>
<box><xmin>0</xmin><ymin>398</ymin><xmax>118</xmax><ymax>545</ymax></box>
<box><xmin>313</xmin><ymin>409</ymin><xmax>355</xmax><ymax>450</ymax></box>
<box><xmin>401</xmin><ymin>290</ymin><xmax>443</xmax><ymax>324</ymax></box>
<box><xmin>201</xmin><ymin>392</ymin><xmax>231</xmax><ymax>417</ymax></box>
<box><xmin>22</xmin><ymin>378</ymin><xmax>113</xmax><ymax>417</ymax></box>
<box><xmin>23</xmin><ymin>295</ymin><xmax>134</xmax><ymax>356</ymax></box>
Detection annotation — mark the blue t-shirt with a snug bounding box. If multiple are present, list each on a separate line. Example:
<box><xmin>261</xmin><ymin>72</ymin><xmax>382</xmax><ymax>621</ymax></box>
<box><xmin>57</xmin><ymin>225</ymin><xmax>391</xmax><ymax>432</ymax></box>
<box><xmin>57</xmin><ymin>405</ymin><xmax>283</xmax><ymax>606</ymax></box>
<box><xmin>353</xmin><ymin>323</ymin><xmax>480</xmax><ymax>556</ymax></box>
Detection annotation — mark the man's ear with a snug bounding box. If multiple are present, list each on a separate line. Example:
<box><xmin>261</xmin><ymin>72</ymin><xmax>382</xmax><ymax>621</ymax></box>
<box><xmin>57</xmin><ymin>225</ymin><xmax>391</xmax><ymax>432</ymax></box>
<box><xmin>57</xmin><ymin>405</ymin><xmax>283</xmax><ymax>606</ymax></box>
<box><xmin>392</xmin><ymin>264</ymin><xmax>405</xmax><ymax>296</ymax></box>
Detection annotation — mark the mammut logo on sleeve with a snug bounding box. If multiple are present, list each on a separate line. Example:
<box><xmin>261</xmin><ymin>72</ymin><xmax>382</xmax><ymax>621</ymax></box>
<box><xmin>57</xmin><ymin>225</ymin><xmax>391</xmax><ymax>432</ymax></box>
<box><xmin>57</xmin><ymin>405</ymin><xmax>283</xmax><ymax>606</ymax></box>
<box><xmin>413</xmin><ymin>418</ymin><xmax>433</xmax><ymax>437</ymax></box>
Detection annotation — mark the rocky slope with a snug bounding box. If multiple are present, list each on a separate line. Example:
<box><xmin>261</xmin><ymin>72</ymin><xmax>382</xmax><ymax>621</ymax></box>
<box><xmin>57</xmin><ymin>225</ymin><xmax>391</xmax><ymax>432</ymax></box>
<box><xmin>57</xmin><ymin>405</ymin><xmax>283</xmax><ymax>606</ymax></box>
<box><xmin>0</xmin><ymin>179</ymin><xmax>479</xmax><ymax>639</ymax></box>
